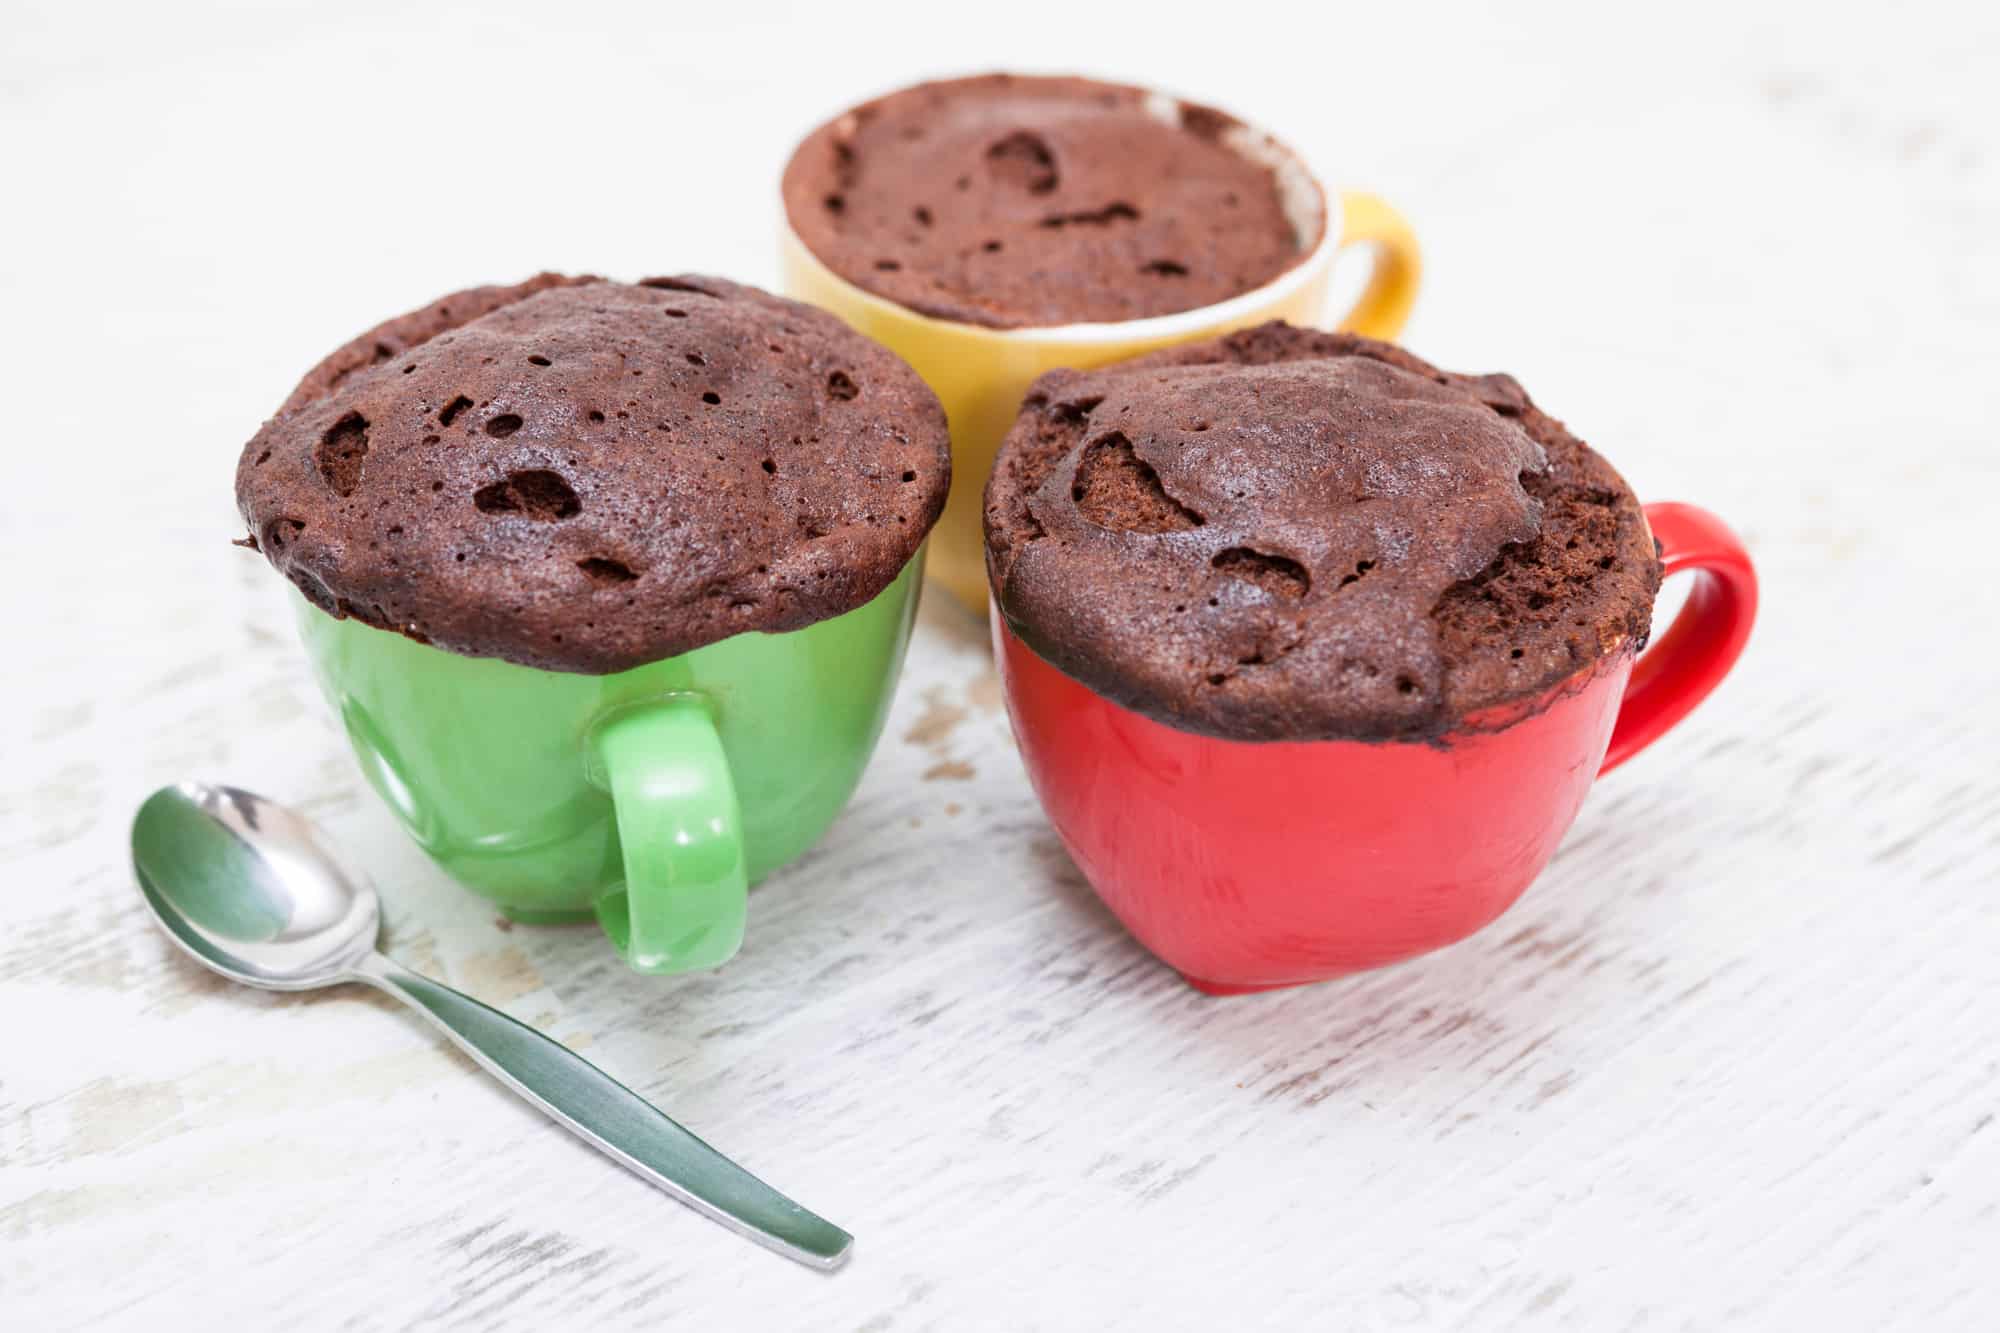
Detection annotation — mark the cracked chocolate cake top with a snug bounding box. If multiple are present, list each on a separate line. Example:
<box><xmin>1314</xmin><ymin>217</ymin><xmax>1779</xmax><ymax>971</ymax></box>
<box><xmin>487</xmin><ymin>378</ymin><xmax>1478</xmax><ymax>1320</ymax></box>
<box><xmin>236</xmin><ymin>273</ymin><xmax>950</xmax><ymax>673</ymax></box>
<box><xmin>984</xmin><ymin>323</ymin><xmax>1662</xmax><ymax>741</ymax></box>
<box><xmin>782</xmin><ymin>73</ymin><xmax>1321</xmax><ymax>328</ymax></box>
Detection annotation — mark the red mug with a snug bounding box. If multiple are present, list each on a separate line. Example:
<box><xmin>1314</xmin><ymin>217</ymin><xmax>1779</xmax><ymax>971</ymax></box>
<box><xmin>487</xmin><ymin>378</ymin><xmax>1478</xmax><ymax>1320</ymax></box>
<box><xmin>996</xmin><ymin>502</ymin><xmax>1758</xmax><ymax>995</ymax></box>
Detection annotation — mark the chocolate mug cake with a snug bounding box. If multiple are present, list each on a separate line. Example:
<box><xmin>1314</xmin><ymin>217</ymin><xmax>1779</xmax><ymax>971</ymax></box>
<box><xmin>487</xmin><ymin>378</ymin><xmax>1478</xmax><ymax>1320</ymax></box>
<box><xmin>979</xmin><ymin>323</ymin><xmax>1760</xmax><ymax>995</ymax></box>
<box><xmin>234</xmin><ymin>273</ymin><xmax>952</xmax><ymax>974</ymax></box>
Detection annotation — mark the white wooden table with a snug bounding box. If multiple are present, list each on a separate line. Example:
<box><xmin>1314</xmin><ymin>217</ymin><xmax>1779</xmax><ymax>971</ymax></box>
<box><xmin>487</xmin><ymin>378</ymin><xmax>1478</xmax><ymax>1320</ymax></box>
<box><xmin>5</xmin><ymin>2</ymin><xmax>1996</xmax><ymax>1327</ymax></box>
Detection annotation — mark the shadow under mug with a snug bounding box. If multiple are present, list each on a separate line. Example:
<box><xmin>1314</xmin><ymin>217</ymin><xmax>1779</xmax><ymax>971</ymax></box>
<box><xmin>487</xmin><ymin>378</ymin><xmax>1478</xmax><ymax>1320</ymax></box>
<box><xmin>292</xmin><ymin>556</ymin><xmax>923</xmax><ymax>975</ymax></box>
<box><xmin>996</xmin><ymin>505</ymin><xmax>1758</xmax><ymax>995</ymax></box>
<box><xmin>781</xmin><ymin>100</ymin><xmax>1421</xmax><ymax>614</ymax></box>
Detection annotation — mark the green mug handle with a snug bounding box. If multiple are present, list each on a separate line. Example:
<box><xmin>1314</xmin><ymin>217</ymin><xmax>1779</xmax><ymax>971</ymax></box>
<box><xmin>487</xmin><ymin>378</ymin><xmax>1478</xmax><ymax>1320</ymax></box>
<box><xmin>588</xmin><ymin>697</ymin><xmax>747</xmax><ymax>974</ymax></box>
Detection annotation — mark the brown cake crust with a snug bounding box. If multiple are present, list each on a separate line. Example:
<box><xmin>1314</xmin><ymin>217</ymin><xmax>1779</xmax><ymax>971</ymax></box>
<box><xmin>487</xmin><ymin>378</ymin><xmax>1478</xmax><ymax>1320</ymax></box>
<box><xmin>984</xmin><ymin>324</ymin><xmax>1662</xmax><ymax>741</ymax></box>
<box><xmin>782</xmin><ymin>74</ymin><xmax>1317</xmax><ymax>329</ymax></box>
<box><xmin>237</xmin><ymin>274</ymin><xmax>950</xmax><ymax>673</ymax></box>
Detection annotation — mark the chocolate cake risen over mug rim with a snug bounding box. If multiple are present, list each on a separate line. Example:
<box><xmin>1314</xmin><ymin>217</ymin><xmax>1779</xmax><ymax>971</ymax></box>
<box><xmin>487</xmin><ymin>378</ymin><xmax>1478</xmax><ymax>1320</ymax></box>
<box><xmin>235</xmin><ymin>273</ymin><xmax>951</xmax><ymax>674</ymax></box>
<box><xmin>984</xmin><ymin>323</ymin><xmax>1664</xmax><ymax>742</ymax></box>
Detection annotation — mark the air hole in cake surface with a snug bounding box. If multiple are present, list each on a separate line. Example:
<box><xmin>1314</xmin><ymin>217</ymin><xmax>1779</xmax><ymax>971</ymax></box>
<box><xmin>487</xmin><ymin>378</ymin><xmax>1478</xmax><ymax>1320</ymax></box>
<box><xmin>1178</xmin><ymin>102</ymin><xmax>1232</xmax><ymax>139</ymax></box>
<box><xmin>1039</xmin><ymin>202</ymin><xmax>1138</xmax><ymax>229</ymax></box>
<box><xmin>663</xmin><ymin>309</ymin><xmax>688</xmax><ymax>318</ymax></box>
<box><xmin>1071</xmin><ymin>433</ymin><xmax>1204</xmax><ymax>533</ymax></box>
<box><xmin>875</xmin><ymin>259</ymin><xmax>902</xmax><ymax>271</ymax></box>
<box><xmin>586</xmin><ymin>410</ymin><xmax>604</xmax><ymax>423</ymax></box>
<box><xmin>473</xmin><ymin>469</ymin><xmax>580</xmax><ymax>521</ymax></box>
<box><xmin>763</xmin><ymin>459</ymin><xmax>777</xmax><ymax>474</ymax></box>
<box><xmin>983</xmin><ymin>240</ymin><xmax>1004</xmax><ymax>253</ymax></box>
<box><xmin>987</xmin><ymin>130</ymin><xmax>1059</xmax><ymax>194</ymax></box>
<box><xmin>577</xmin><ymin>556</ymin><xmax>638</xmax><ymax>585</ymax></box>
<box><xmin>1211</xmin><ymin>547</ymin><xmax>1308</xmax><ymax>598</ymax></box>
<box><xmin>913</xmin><ymin>206</ymin><xmax>933</xmax><ymax>227</ymax></box>
<box><xmin>484</xmin><ymin>413</ymin><xmax>523</xmax><ymax>438</ymax></box>
<box><xmin>1053</xmin><ymin>395</ymin><xmax>1103</xmax><ymax>425</ymax></box>
<box><xmin>1337</xmin><ymin>559</ymin><xmax>1376</xmax><ymax>589</ymax></box>
<box><xmin>1396</xmin><ymin>676</ymin><xmax>1418</xmax><ymax>695</ymax></box>
<box><xmin>422</xmin><ymin>434</ymin><xmax>440</xmax><ymax>446</ymax></box>
<box><xmin>264</xmin><ymin>518</ymin><xmax>305</xmax><ymax>551</ymax></box>
<box><xmin>315</xmin><ymin>411</ymin><xmax>370</xmax><ymax>497</ymax></box>
<box><xmin>527</xmin><ymin>355</ymin><xmax>552</xmax><ymax>366</ymax></box>
<box><xmin>686</xmin><ymin>351</ymin><xmax>705</xmax><ymax>366</ymax></box>
<box><xmin>1141</xmin><ymin>260</ymin><xmax>1190</xmax><ymax>277</ymax></box>
<box><xmin>901</xmin><ymin>470</ymin><xmax>916</xmax><ymax>482</ymax></box>
<box><xmin>639</xmin><ymin>276</ymin><xmax>720</xmax><ymax>297</ymax></box>
<box><xmin>402</xmin><ymin>364</ymin><xmax>416</xmax><ymax>375</ymax></box>
<box><xmin>255</xmin><ymin>449</ymin><xmax>271</xmax><ymax>466</ymax></box>
<box><xmin>827</xmin><ymin>371</ymin><xmax>859</xmax><ymax>400</ymax></box>
<box><xmin>439</xmin><ymin>396</ymin><xmax>473</xmax><ymax>427</ymax></box>
<box><xmin>701</xmin><ymin>392</ymin><xmax>721</xmax><ymax>406</ymax></box>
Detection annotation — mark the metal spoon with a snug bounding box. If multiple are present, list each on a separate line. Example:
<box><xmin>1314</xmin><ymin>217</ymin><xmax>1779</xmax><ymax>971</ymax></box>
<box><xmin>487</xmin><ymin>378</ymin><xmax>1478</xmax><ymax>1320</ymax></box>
<box><xmin>129</xmin><ymin>781</ymin><xmax>852</xmax><ymax>1271</ymax></box>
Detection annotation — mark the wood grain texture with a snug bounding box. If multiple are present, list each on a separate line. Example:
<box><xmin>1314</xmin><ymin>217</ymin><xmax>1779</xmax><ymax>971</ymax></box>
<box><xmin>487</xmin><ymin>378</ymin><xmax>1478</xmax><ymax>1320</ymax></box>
<box><xmin>2</xmin><ymin>1</ymin><xmax>1996</xmax><ymax>1328</ymax></box>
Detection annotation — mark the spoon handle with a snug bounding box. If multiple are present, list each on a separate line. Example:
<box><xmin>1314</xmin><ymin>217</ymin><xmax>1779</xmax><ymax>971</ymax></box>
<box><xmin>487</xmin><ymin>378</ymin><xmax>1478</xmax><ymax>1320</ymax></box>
<box><xmin>351</xmin><ymin>951</ymin><xmax>852</xmax><ymax>1270</ymax></box>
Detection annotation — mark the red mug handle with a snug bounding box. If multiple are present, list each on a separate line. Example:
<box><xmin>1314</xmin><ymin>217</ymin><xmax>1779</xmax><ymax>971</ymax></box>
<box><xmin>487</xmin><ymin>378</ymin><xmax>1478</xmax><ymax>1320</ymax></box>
<box><xmin>1599</xmin><ymin>502</ymin><xmax>1758</xmax><ymax>774</ymax></box>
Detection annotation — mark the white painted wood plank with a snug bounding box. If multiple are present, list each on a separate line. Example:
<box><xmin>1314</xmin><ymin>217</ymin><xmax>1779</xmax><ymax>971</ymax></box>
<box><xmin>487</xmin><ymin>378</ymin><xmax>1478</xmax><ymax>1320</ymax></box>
<box><xmin>3</xmin><ymin>1</ymin><xmax>1995</xmax><ymax>1328</ymax></box>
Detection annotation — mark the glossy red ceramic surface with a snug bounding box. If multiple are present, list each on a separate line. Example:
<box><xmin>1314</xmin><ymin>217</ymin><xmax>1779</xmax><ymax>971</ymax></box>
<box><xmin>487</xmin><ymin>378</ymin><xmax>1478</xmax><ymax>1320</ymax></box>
<box><xmin>997</xmin><ymin>502</ymin><xmax>1758</xmax><ymax>994</ymax></box>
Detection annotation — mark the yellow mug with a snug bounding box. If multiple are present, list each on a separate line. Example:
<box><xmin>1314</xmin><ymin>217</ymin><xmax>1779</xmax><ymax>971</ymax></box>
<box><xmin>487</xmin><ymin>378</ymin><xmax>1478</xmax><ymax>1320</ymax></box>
<box><xmin>780</xmin><ymin>112</ymin><xmax>1421</xmax><ymax>612</ymax></box>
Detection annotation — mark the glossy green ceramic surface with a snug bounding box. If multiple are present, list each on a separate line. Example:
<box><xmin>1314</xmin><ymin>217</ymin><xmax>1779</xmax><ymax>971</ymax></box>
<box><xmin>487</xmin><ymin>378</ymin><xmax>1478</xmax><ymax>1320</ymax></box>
<box><xmin>292</xmin><ymin>555</ymin><xmax>921</xmax><ymax>973</ymax></box>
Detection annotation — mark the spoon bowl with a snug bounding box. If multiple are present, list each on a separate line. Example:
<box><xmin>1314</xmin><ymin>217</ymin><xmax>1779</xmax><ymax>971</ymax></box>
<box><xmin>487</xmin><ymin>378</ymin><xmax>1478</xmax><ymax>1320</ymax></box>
<box><xmin>129</xmin><ymin>781</ymin><xmax>852</xmax><ymax>1270</ymax></box>
<box><xmin>133</xmin><ymin>784</ymin><xmax>380</xmax><ymax>990</ymax></box>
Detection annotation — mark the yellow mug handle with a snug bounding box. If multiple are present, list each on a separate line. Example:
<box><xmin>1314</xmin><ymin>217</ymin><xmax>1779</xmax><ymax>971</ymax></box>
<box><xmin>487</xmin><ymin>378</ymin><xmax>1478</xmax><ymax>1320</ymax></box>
<box><xmin>1333</xmin><ymin>191</ymin><xmax>1422</xmax><ymax>341</ymax></box>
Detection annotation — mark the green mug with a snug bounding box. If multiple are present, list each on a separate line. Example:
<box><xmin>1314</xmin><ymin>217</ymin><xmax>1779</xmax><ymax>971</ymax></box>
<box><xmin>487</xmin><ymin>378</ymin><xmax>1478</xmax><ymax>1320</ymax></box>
<box><xmin>291</xmin><ymin>554</ymin><xmax>923</xmax><ymax>974</ymax></box>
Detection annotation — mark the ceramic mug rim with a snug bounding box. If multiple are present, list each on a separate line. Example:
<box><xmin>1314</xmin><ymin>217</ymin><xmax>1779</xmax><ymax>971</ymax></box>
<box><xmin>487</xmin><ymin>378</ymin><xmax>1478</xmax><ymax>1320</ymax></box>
<box><xmin>776</xmin><ymin>89</ymin><xmax>1340</xmax><ymax>347</ymax></box>
<box><xmin>996</xmin><ymin>614</ymin><xmax>1641</xmax><ymax>750</ymax></box>
<box><xmin>286</xmin><ymin>545</ymin><xmax>930</xmax><ymax>682</ymax></box>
